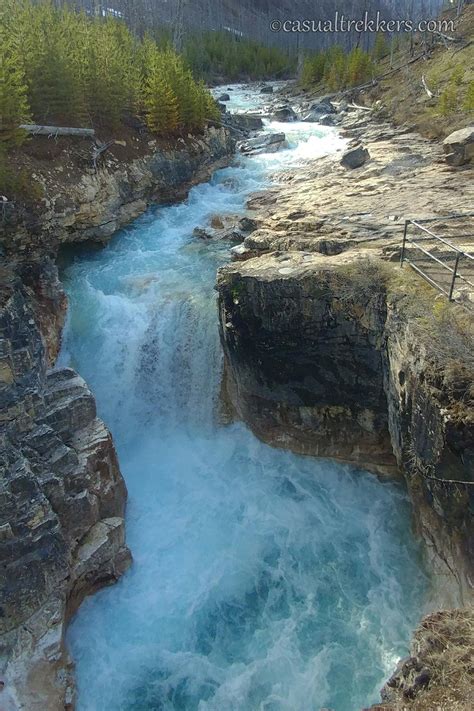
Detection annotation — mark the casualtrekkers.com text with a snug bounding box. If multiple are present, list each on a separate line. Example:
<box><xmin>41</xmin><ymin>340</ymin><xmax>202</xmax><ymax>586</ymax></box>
<box><xmin>270</xmin><ymin>13</ymin><xmax>455</xmax><ymax>34</ymax></box>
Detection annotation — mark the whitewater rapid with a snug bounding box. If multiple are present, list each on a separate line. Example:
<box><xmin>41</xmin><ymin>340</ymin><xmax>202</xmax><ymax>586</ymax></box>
<box><xmin>61</xmin><ymin>85</ymin><xmax>430</xmax><ymax>711</ymax></box>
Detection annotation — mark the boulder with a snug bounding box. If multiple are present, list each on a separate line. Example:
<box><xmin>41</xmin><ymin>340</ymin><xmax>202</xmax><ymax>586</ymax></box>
<box><xmin>231</xmin><ymin>113</ymin><xmax>264</xmax><ymax>131</ymax></box>
<box><xmin>193</xmin><ymin>225</ymin><xmax>243</xmax><ymax>243</ymax></box>
<box><xmin>238</xmin><ymin>216</ymin><xmax>258</xmax><ymax>233</ymax></box>
<box><xmin>272</xmin><ymin>106</ymin><xmax>297</xmax><ymax>122</ymax></box>
<box><xmin>319</xmin><ymin>114</ymin><xmax>336</xmax><ymax>126</ymax></box>
<box><xmin>193</xmin><ymin>227</ymin><xmax>213</xmax><ymax>239</ymax></box>
<box><xmin>218</xmin><ymin>93</ymin><xmax>230</xmax><ymax>102</ymax></box>
<box><xmin>310</xmin><ymin>98</ymin><xmax>336</xmax><ymax>114</ymax></box>
<box><xmin>240</xmin><ymin>132</ymin><xmax>287</xmax><ymax>155</ymax></box>
<box><xmin>221</xmin><ymin>228</ymin><xmax>245</xmax><ymax>243</ymax></box>
<box><xmin>340</xmin><ymin>145</ymin><xmax>370</xmax><ymax>169</ymax></box>
<box><xmin>211</xmin><ymin>215</ymin><xmax>225</xmax><ymax>229</ymax></box>
<box><xmin>230</xmin><ymin>243</ymin><xmax>255</xmax><ymax>260</ymax></box>
<box><xmin>301</xmin><ymin>110</ymin><xmax>321</xmax><ymax>122</ymax></box>
<box><xmin>217</xmin><ymin>102</ymin><xmax>227</xmax><ymax>113</ymax></box>
<box><xmin>302</xmin><ymin>99</ymin><xmax>336</xmax><ymax>122</ymax></box>
<box><xmin>260</xmin><ymin>85</ymin><xmax>274</xmax><ymax>94</ymax></box>
<box><xmin>443</xmin><ymin>127</ymin><xmax>474</xmax><ymax>166</ymax></box>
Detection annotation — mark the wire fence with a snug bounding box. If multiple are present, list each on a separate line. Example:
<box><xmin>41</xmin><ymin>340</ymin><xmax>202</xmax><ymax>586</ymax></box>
<box><xmin>400</xmin><ymin>214</ymin><xmax>474</xmax><ymax>309</ymax></box>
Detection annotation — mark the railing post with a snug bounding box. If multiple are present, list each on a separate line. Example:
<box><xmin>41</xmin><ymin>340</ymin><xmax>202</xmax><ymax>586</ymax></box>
<box><xmin>448</xmin><ymin>254</ymin><xmax>461</xmax><ymax>301</ymax></box>
<box><xmin>400</xmin><ymin>220</ymin><xmax>409</xmax><ymax>265</ymax></box>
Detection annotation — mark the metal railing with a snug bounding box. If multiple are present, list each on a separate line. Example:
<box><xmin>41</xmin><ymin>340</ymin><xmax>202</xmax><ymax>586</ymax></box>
<box><xmin>400</xmin><ymin>214</ymin><xmax>474</xmax><ymax>304</ymax></box>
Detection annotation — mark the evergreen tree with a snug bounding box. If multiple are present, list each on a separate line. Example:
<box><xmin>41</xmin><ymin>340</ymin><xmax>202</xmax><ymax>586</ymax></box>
<box><xmin>1</xmin><ymin>0</ymin><xmax>231</xmax><ymax>143</ymax></box>
<box><xmin>347</xmin><ymin>48</ymin><xmax>373</xmax><ymax>87</ymax></box>
<box><xmin>324</xmin><ymin>46</ymin><xmax>347</xmax><ymax>91</ymax></box>
<box><xmin>373</xmin><ymin>33</ymin><xmax>389</xmax><ymax>61</ymax></box>
<box><xmin>438</xmin><ymin>84</ymin><xmax>458</xmax><ymax>115</ymax></box>
<box><xmin>183</xmin><ymin>31</ymin><xmax>291</xmax><ymax>82</ymax></box>
<box><xmin>165</xmin><ymin>52</ymin><xmax>201</xmax><ymax>129</ymax></box>
<box><xmin>143</xmin><ymin>72</ymin><xmax>179</xmax><ymax>135</ymax></box>
<box><xmin>83</xmin><ymin>18</ymin><xmax>133</xmax><ymax>129</ymax></box>
<box><xmin>0</xmin><ymin>17</ymin><xmax>31</xmax><ymax>144</ymax></box>
<box><xmin>300</xmin><ymin>53</ymin><xmax>326</xmax><ymax>88</ymax></box>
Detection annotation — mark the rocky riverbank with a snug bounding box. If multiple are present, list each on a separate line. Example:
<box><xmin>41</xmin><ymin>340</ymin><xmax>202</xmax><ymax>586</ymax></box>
<box><xmin>216</xmin><ymin>95</ymin><xmax>473</xmax><ymax>707</ymax></box>
<box><xmin>0</xmin><ymin>126</ymin><xmax>235</xmax><ymax>710</ymax></box>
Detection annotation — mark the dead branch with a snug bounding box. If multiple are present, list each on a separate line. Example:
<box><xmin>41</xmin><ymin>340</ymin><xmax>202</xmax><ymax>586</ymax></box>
<box><xmin>430</xmin><ymin>30</ymin><xmax>461</xmax><ymax>44</ymax></box>
<box><xmin>212</xmin><ymin>118</ymin><xmax>248</xmax><ymax>137</ymax></box>
<box><xmin>452</xmin><ymin>39</ymin><xmax>473</xmax><ymax>57</ymax></box>
<box><xmin>92</xmin><ymin>140</ymin><xmax>115</xmax><ymax>171</ymax></box>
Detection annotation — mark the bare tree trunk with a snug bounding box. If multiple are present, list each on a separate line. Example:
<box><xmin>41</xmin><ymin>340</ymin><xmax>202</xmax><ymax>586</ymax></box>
<box><xmin>173</xmin><ymin>0</ymin><xmax>187</xmax><ymax>52</ymax></box>
<box><xmin>390</xmin><ymin>34</ymin><xmax>395</xmax><ymax>68</ymax></box>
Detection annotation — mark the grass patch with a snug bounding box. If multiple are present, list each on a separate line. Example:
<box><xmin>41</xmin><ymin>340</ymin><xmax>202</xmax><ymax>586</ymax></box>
<box><xmin>405</xmin><ymin>609</ymin><xmax>474</xmax><ymax>711</ymax></box>
<box><xmin>388</xmin><ymin>265</ymin><xmax>474</xmax><ymax>408</ymax></box>
<box><xmin>332</xmin><ymin>257</ymin><xmax>473</xmax><ymax>409</ymax></box>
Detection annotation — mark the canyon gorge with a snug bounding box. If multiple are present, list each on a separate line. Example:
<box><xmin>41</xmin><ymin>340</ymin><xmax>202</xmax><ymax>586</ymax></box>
<box><xmin>1</xmin><ymin>77</ymin><xmax>473</xmax><ymax>711</ymax></box>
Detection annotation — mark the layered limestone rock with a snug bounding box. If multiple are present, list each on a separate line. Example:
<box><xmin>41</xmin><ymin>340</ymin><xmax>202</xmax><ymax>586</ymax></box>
<box><xmin>229</xmin><ymin>109</ymin><xmax>473</xmax><ymax>264</ymax></box>
<box><xmin>2</xmin><ymin>126</ymin><xmax>234</xmax><ymax>253</ymax></box>
<box><xmin>217</xmin><ymin>102</ymin><xmax>473</xmax><ymax>603</ymax></box>
<box><xmin>0</xmin><ymin>267</ymin><xmax>131</xmax><ymax>709</ymax></box>
<box><xmin>217</xmin><ymin>253</ymin><xmax>473</xmax><ymax>603</ymax></box>
<box><xmin>384</xmin><ymin>301</ymin><xmax>474</xmax><ymax>603</ymax></box>
<box><xmin>217</xmin><ymin>253</ymin><xmax>396</xmax><ymax>474</ymax></box>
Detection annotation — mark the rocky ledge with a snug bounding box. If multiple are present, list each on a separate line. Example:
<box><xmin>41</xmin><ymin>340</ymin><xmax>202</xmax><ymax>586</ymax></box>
<box><xmin>0</xmin><ymin>126</ymin><xmax>235</xmax><ymax>709</ymax></box>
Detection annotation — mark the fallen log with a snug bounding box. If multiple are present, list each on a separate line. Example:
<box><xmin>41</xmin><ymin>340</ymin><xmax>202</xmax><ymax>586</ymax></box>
<box><xmin>347</xmin><ymin>102</ymin><xmax>372</xmax><ymax>111</ymax></box>
<box><xmin>421</xmin><ymin>74</ymin><xmax>435</xmax><ymax>98</ymax></box>
<box><xmin>19</xmin><ymin>124</ymin><xmax>95</xmax><ymax>137</ymax></box>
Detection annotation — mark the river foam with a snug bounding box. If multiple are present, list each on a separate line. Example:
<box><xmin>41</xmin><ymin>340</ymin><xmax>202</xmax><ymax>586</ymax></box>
<box><xmin>61</xmin><ymin>85</ymin><xmax>429</xmax><ymax>711</ymax></box>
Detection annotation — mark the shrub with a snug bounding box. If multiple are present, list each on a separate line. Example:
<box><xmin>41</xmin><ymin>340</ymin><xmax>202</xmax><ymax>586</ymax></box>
<box><xmin>465</xmin><ymin>81</ymin><xmax>474</xmax><ymax>111</ymax></box>
<box><xmin>0</xmin><ymin>145</ymin><xmax>43</xmax><ymax>200</ymax></box>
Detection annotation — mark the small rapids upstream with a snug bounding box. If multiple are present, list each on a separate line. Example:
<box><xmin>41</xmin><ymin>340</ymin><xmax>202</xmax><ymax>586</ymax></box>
<box><xmin>61</xmin><ymin>86</ymin><xmax>430</xmax><ymax>711</ymax></box>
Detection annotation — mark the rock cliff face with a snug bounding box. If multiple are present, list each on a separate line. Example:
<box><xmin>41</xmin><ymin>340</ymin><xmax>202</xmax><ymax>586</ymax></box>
<box><xmin>2</xmin><ymin>126</ymin><xmax>234</xmax><ymax>254</ymax></box>
<box><xmin>0</xmin><ymin>126</ymin><xmax>235</xmax><ymax>709</ymax></box>
<box><xmin>0</xmin><ymin>266</ymin><xmax>131</xmax><ymax>710</ymax></box>
<box><xmin>218</xmin><ymin>254</ymin><xmax>396</xmax><ymax>474</ymax></box>
<box><xmin>384</xmin><ymin>302</ymin><xmax>473</xmax><ymax>603</ymax></box>
<box><xmin>217</xmin><ymin>253</ymin><xmax>473</xmax><ymax>603</ymax></box>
